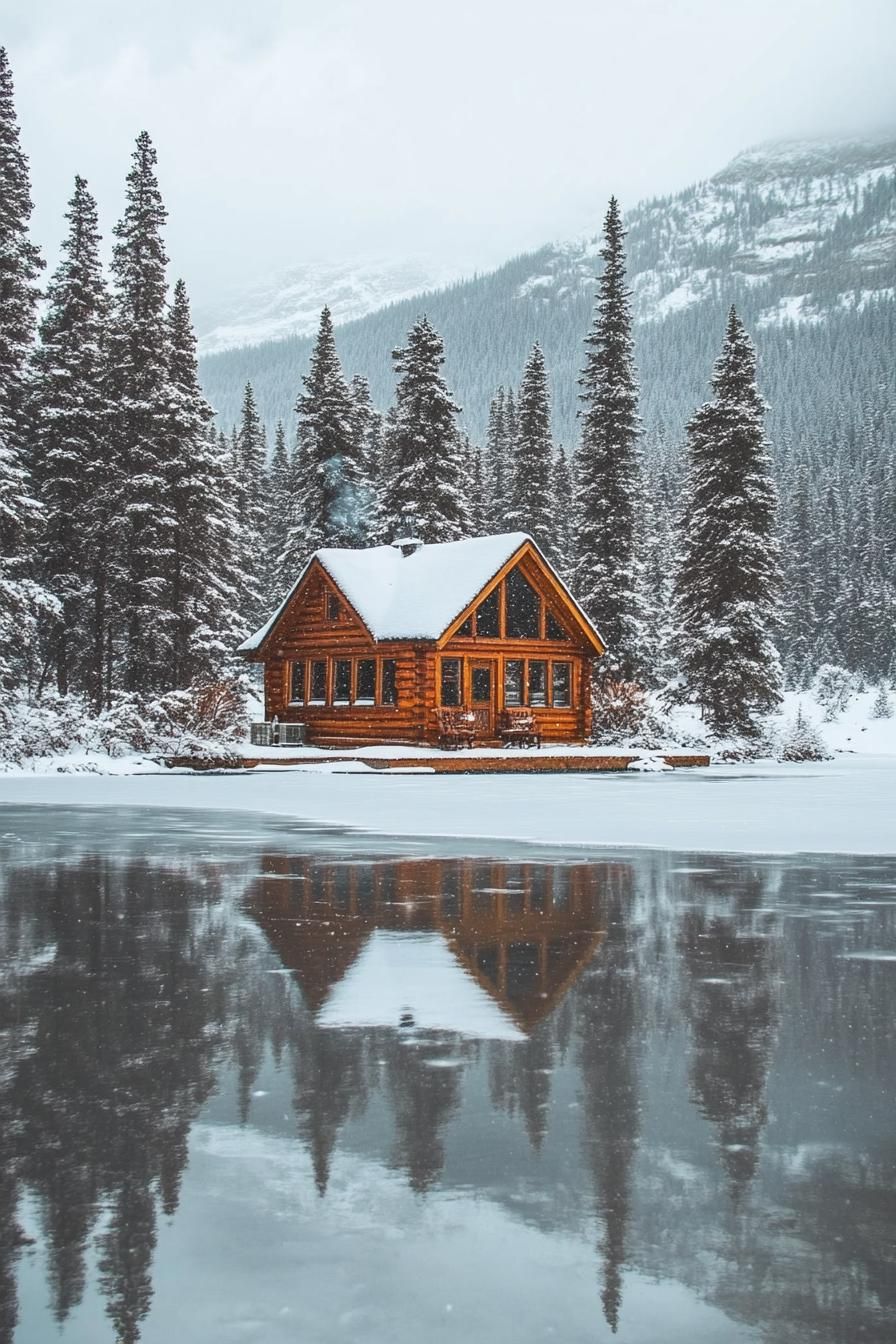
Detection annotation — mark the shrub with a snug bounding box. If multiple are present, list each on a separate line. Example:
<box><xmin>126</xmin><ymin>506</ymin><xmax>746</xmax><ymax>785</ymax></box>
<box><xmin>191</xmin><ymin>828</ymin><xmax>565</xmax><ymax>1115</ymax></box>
<box><xmin>779</xmin><ymin>707</ymin><xmax>831</xmax><ymax>761</ymax></box>
<box><xmin>869</xmin><ymin>683</ymin><xmax>893</xmax><ymax>720</ymax></box>
<box><xmin>591</xmin><ymin>678</ymin><xmax>648</xmax><ymax>741</ymax></box>
<box><xmin>812</xmin><ymin>664</ymin><xmax>857</xmax><ymax>722</ymax></box>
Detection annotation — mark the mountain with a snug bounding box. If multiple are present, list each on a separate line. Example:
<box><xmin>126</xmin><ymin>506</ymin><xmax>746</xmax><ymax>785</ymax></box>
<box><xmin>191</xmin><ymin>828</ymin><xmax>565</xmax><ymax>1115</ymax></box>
<box><xmin>194</xmin><ymin>255</ymin><xmax>467</xmax><ymax>357</ymax></box>
<box><xmin>198</xmin><ymin>134</ymin><xmax>896</xmax><ymax>450</ymax></box>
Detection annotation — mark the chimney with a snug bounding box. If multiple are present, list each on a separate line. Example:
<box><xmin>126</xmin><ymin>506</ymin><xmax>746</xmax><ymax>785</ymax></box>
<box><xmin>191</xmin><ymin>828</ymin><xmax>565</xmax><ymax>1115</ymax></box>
<box><xmin>392</xmin><ymin>514</ymin><xmax>423</xmax><ymax>557</ymax></box>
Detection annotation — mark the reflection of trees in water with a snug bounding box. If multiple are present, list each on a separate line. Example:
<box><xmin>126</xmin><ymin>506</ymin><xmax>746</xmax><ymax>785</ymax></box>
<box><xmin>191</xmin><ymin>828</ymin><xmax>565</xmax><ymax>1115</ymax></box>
<box><xmin>678</xmin><ymin>872</ymin><xmax>780</xmax><ymax>1207</ymax></box>
<box><xmin>1</xmin><ymin>844</ymin><xmax>895</xmax><ymax>1344</ymax></box>
<box><xmin>576</xmin><ymin>864</ymin><xmax>641</xmax><ymax>1334</ymax></box>
<box><xmin>0</xmin><ymin>854</ymin><xmax>254</xmax><ymax>1344</ymax></box>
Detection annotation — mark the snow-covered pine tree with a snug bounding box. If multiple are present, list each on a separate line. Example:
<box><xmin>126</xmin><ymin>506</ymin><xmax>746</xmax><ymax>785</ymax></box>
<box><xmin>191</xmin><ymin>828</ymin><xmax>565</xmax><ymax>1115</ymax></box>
<box><xmin>262</xmin><ymin>419</ymin><xmax>292</xmax><ymax>599</ymax></box>
<box><xmin>485</xmin><ymin>386</ymin><xmax>512</xmax><ymax>532</ymax></box>
<box><xmin>349</xmin><ymin>373</ymin><xmax>382</xmax><ymax>541</ymax></box>
<box><xmin>379</xmin><ymin>316</ymin><xmax>471</xmax><ymax>544</ymax></box>
<box><xmin>870</xmin><ymin>681</ymin><xmax>893</xmax><ymax>719</ymax></box>
<box><xmin>293</xmin><ymin>307</ymin><xmax>367</xmax><ymax>552</ymax></box>
<box><xmin>28</xmin><ymin>176</ymin><xmax>110</xmax><ymax>699</ymax></box>
<box><xmin>780</xmin><ymin>463</ymin><xmax>819</xmax><ymax>687</ymax></box>
<box><xmin>0</xmin><ymin>47</ymin><xmax>47</xmax><ymax>712</ymax></box>
<box><xmin>271</xmin><ymin>426</ymin><xmax>309</xmax><ymax>598</ymax></box>
<box><xmin>552</xmin><ymin>445</ymin><xmax>575</xmax><ymax>582</ymax></box>
<box><xmin>467</xmin><ymin>439</ymin><xmax>487</xmax><ymax>536</ymax></box>
<box><xmin>508</xmin><ymin>343</ymin><xmax>555</xmax><ymax>553</ymax></box>
<box><xmin>165</xmin><ymin>278</ymin><xmax>243</xmax><ymax>684</ymax></box>
<box><xmin>573</xmin><ymin>197</ymin><xmax>644</xmax><ymax>680</ymax></box>
<box><xmin>107</xmin><ymin>131</ymin><xmax>175</xmax><ymax>695</ymax></box>
<box><xmin>639</xmin><ymin>467</ymin><xmax>676</xmax><ymax>688</ymax></box>
<box><xmin>673</xmin><ymin>307</ymin><xmax>783</xmax><ymax>737</ymax></box>
<box><xmin>234</xmin><ymin>382</ymin><xmax>267</xmax><ymax>631</ymax></box>
<box><xmin>0</xmin><ymin>48</ymin><xmax>43</xmax><ymax>464</ymax></box>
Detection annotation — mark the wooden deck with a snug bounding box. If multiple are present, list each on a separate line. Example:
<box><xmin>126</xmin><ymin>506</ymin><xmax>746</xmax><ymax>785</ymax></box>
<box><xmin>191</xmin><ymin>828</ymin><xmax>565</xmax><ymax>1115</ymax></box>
<box><xmin>168</xmin><ymin>752</ymin><xmax>711</xmax><ymax>773</ymax></box>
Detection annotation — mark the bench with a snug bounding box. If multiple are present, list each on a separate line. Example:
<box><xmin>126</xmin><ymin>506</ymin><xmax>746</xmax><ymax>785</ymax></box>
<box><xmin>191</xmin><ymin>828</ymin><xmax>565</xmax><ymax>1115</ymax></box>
<box><xmin>435</xmin><ymin>707</ymin><xmax>476</xmax><ymax>750</ymax></box>
<box><xmin>498</xmin><ymin>708</ymin><xmax>541</xmax><ymax>749</ymax></box>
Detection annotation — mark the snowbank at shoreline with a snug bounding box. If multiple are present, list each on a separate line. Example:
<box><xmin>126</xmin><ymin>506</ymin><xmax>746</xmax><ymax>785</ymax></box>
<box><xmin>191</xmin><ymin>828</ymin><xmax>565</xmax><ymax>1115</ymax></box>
<box><xmin>0</xmin><ymin>753</ymin><xmax>893</xmax><ymax>856</ymax></box>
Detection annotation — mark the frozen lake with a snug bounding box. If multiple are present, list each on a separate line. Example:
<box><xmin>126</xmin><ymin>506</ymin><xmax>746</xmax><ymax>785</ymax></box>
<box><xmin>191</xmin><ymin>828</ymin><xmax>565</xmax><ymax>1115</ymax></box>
<box><xmin>1</xmin><ymin>805</ymin><xmax>894</xmax><ymax>1343</ymax></box>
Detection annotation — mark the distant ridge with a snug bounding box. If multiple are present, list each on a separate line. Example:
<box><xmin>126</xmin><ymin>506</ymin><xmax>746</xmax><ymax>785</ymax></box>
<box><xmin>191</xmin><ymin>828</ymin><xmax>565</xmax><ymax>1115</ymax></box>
<box><xmin>199</xmin><ymin>134</ymin><xmax>896</xmax><ymax>451</ymax></box>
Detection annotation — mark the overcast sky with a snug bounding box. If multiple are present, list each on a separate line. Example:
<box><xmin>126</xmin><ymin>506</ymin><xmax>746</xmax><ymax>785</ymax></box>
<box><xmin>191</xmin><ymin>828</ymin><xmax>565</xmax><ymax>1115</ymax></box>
<box><xmin>6</xmin><ymin>0</ymin><xmax>895</xmax><ymax>304</ymax></box>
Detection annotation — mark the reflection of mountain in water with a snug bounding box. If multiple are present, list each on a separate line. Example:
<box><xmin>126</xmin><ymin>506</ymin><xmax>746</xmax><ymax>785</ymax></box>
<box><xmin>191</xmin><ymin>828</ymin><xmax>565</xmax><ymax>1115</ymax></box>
<box><xmin>0</xmin><ymin>832</ymin><xmax>894</xmax><ymax>1344</ymax></box>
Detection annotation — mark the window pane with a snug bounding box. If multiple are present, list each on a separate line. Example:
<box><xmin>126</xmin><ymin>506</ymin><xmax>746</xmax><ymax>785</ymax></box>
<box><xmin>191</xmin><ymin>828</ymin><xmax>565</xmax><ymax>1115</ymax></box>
<box><xmin>505</xmin><ymin>569</ymin><xmax>540</xmax><ymax>638</ymax></box>
<box><xmin>356</xmin><ymin>659</ymin><xmax>376</xmax><ymax>702</ymax></box>
<box><xmin>310</xmin><ymin>660</ymin><xmax>327</xmax><ymax>702</ymax></box>
<box><xmin>441</xmin><ymin>658</ymin><xmax>461</xmax><ymax>707</ymax></box>
<box><xmin>476</xmin><ymin>589</ymin><xmax>500</xmax><ymax>638</ymax></box>
<box><xmin>457</xmin><ymin>615</ymin><xmax>473</xmax><ymax>637</ymax></box>
<box><xmin>528</xmin><ymin>660</ymin><xmax>547</xmax><ymax>706</ymax></box>
<box><xmin>552</xmin><ymin>662</ymin><xmax>571</xmax><ymax>707</ymax></box>
<box><xmin>334</xmin><ymin>659</ymin><xmax>351</xmax><ymax>702</ymax></box>
<box><xmin>381</xmin><ymin>660</ymin><xmax>397</xmax><ymax>705</ymax></box>
<box><xmin>546</xmin><ymin>610</ymin><xmax>569</xmax><ymax>641</ymax></box>
<box><xmin>289</xmin><ymin>661</ymin><xmax>305</xmax><ymax>703</ymax></box>
<box><xmin>472</xmin><ymin>665</ymin><xmax>491</xmax><ymax>703</ymax></box>
<box><xmin>504</xmin><ymin>659</ymin><xmax>523</xmax><ymax>706</ymax></box>
<box><xmin>327</xmin><ymin>594</ymin><xmax>340</xmax><ymax>620</ymax></box>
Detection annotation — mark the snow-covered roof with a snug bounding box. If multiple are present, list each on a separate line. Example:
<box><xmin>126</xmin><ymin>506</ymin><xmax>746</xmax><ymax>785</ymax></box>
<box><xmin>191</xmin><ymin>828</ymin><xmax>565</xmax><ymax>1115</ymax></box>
<box><xmin>316</xmin><ymin>930</ymin><xmax>526</xmax><ymax>1040</ymax></box>
<box><xmin>240</xmin><ymin>531</ymin><xmax>602</xmax><ymax>651</ymax></box>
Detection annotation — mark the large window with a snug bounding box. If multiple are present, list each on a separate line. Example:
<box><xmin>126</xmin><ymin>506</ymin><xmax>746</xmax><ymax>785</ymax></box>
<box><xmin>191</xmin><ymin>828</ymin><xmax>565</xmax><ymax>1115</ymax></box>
<box><xmin>552</xmin><ymin>662</ymin><xmax>571</xmax><ymax>707</ymax></box>
<box><xmin>528</xmin><ymin>660</ymin><xmax>547</xmax><ymax>707</ymax></box>
<box><xmin>289</xmin><ymin>661</ymin><xmax>305</xmax><ymax>704</ymax></box>
<box><xmin>476</xmin><ymin>589</ymin><xmax>500</xmax><ymax>638</ymax></box>
<box><xmin>457</xmin><ymin>615</ymin><xmax>473</xmax><ymax>637</ymax></box>
<box><xmin>546</xmin><ymin>610</ymin><xmax>569</xmax><ymax>641</ymax></box>
<box><xmin>310</xmin><ymin>660</ymin><xmax>327</xmax><ymax>703</ymax></box>
<box><xmin>356</xmin><ymin>659</ymin><xmax>376</xmax><ymax>703</ymax></box>
<box><xmin>441</xmin><ymin>658</ymin><xmax>461</xmax><ymax>707</ymax></box>
<box><xmin>504</xmin><ymin>659</ymin><xmax>523</xmax><ymax>706</ymax></box>
<box><xmin>505</xmin><ymin>568</ymin><xmax>540</xmax><ymax>638</ymax></box>
<box><xmin>471</xmin><ymin>664</ymin><xmax>492</xmax><ymax>704</ymax></box>
<box><xmin>381</xmin><ymin>660</ymin><xmax>397</xmax><ymax>705</ymax></box>
<box><xmin>334</xmin><ymin>659</ymin><xmax>351</xmax><ymax>703</ymax></box>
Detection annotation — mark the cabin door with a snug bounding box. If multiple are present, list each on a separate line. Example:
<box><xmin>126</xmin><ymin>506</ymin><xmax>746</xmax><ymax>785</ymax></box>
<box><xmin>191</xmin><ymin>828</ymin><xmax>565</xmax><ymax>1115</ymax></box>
<box><xmin>470</xmin><ymin>660</ymin><xmax>497</xmax><ymax>738</ymax></box>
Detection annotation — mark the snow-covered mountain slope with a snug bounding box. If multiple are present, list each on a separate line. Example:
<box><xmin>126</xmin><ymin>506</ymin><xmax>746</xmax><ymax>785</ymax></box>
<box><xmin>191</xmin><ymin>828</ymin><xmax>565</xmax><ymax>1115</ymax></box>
<box><xmin>195</xmin><ymin>256</ymin><xmax>466</xmax><ymax>356</ymax></box>
<box><xmin>527</xmin><ymin>133</ymin><xmax>896</xmax><ymax>328</ymax></box>
<box><xmin>199</xmin><ymin>134</ymin><xmax>896</xmax><ymax>445</ymax></box>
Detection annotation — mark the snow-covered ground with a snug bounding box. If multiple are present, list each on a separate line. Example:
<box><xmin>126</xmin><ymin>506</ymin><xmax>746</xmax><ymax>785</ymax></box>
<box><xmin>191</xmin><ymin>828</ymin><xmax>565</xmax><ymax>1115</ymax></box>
<box><xmin>0</xmin><ymin>753</ymin><xmax>893</xmax><ymax>857</ymax></box>
<box><xmin>1</xmin><ymin>687</ymin><xmax>893</xmax><ymax>856</ymax></box>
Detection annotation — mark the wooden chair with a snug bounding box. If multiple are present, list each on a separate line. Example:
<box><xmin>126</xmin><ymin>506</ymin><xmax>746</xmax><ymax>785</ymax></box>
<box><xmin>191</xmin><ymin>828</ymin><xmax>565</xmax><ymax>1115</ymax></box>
<box><xmin>435</xmin><ymin>707</ymin><xmax>476</xmax><ymax>750</ymax></box>
<box><xmin>498</xmin><ymin>707</ymin><xmax>541</xmax><ymax>749</ymax></box>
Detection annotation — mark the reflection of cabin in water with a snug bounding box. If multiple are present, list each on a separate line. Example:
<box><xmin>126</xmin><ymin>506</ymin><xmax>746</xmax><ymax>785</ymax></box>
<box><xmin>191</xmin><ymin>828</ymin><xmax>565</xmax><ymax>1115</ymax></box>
<box><xmin>239</xmin><ymin>532</ymin><xmax>606</xmax><ymax>746</ymax></box>
<box><xmin>244</xmin><ymin>855</ymin><xmax>613</xmax><ymax>1037</ymax></box>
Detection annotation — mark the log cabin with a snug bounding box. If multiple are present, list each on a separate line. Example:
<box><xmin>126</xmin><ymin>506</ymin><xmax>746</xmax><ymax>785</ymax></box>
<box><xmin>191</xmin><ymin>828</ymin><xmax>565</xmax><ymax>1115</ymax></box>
<box><xmin>238</xmin><ymin>531</ymin><xmax>606</xmax><ymax>747</ymax></box>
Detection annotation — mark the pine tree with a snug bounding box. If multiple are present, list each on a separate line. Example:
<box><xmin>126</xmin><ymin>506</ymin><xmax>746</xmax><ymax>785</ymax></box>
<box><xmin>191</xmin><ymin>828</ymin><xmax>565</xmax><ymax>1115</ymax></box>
<box><xmin>780</xmin><ymin>463</ymin><xmax>819</xmax><ymax>687</ymax></box>
<box><xmin>233</xmin><ymin>382</ymin><xmax>267</xmax><ymax>630</ymax></box>
<box><xmin>379</xmin><ymin>316</ymin><xmax>471</xmax><ymax>543</ymax></box>
<box><xmin>107</xmin><ymin>131</ymin><xmax>174</xmax><ymax>695</ymax></box>
<box><xmin>263</xmin><ymin>419</ymin><xmax>292</xmax><ymax>598</ymax></box>
<box><xmin>293</xmin><ymin>307</ymin><xmax>367</xmax><ymax>553</ymax></box>
<box><xmin>508</xmin><ymin>343</ymin><xmax>555</xmax><ymax>550</ymax></box>
<box><xmin>467</xmin><ymin>439</ymin><xmax>488</xmax><ymax>536</ymax></box>
<box><xmin>0</xmin><ymin>47</ymin><xmax>43</xmax><ymax>461</ymax></box>
<box><xmin>573</xmin><ymin>197</ymin><xmax>644</xmax><ymax>679</ymax></box>
<box><xmin>0</xmin><ymin>47</ymin><xmax>46</xmax><ymax>710</ymax></box>
<box><xmin>165</xmin><ymin>279</ymin><xmax>243</xmax><ymax>683</ymax></box>
<box><xmin>673</xmin><ymin>308</ymin><xmax>783</xmax><ymax>736</ymax></box>
<box><xmin>29</xmin><ymin>176</ymin><xmax>110</xmax><ymax>699</ymax></box>
<box><xmin>485</xmin><ymin>386</ymin><xmax>511</xmax><ymax>531</ymax></box>
<box><xmin>552</xmin><ymin>445</ymin><xmax>575</xmax><ymax>582</ymax></box>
